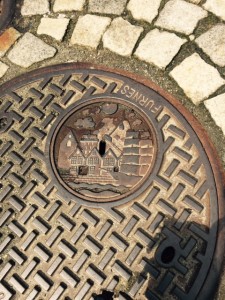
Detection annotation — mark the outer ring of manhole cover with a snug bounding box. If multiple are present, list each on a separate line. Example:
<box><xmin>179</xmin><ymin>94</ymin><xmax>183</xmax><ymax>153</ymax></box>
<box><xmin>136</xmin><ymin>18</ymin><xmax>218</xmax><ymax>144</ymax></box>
<box><xmin>0</xmin><ymin>63</ymin><xmax>225</xmax><ymax>300</ymax></box>
<box><xmin>0</xmin><ymin>0</ymin><xmax>15</xmax><ymax>33</ymax></box>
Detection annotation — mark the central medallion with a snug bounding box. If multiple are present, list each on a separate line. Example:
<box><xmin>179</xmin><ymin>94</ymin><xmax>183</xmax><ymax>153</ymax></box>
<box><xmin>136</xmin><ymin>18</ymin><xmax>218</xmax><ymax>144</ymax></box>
<box><xmin>52</xmin><ymin>99</ymin><xmax>157</xmax><ymax>202</ymax></box>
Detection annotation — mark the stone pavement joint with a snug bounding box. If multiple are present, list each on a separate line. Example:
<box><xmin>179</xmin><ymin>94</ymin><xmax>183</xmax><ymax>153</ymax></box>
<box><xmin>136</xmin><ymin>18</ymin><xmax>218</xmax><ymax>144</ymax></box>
<box><xmin>155</xmin><ymin>0</ymin><xmax>208</xmax><ymax>35</ymax></box>
<box><xmin>53</xmin><ymin>0</ymin><xmax>86</xmax><ymax>12</ymax></box>
<box><xmin>205</xmin><ymin>94</ymin><xmax>225</xmax><ymax>136</ymax></box>
<box><xmin>203</xmin><ymin>0</ymin><xmax>225</xmax><ymax>21</ymax></box>
<box><xmin>170</xmin><ymin>53</ymin><xmax>225</xmax><ymax>104</ymax></box>
<box><xmin>0</xmin><ymin>61</ymin><xmax>9</xmax><ymax>79</ymax></box>
<box><xmin>37</xmin><ymin>17</ymin><xmax>70</xmax><ymax>41</ymax></box>
<box><xmin>0</xmin><ymin>27</ymin><xmax>21</xmax><ymax>58</ymax></box>
<box><xmin>135</xmin><ymin>29</ymin><xmax>187</xmax><ymax>69</ymax></box>
<box><xmin>196</xmin><ymin>24</ymin><xmax>225</xmax><ymax>67</ymax></box>
<box><xmin>103</xmin><ymin>17</ymin><xmax>143</xmax><ymax>57</ymax></box>
<box><xmin>71</xmin><ymin>14</ymin><xmax>111</xmax><ymax>49</ymax></box>
<box><xmin>88</xmin><ymin>0</ymin><xmax>127</xmax><ymax>15</ymax></box>
<box><xmin>21</xmin><ymin>0</ymin><xmax>50</xmax><ymax>16</ymax></box>
<box><xmin>127</xmin><ymin>0</ymin><xmax>161</xmax><ymax>24</ymax></box>
<box><xmin>7</xmin><ymin>33</ymin><xmax>57</xmax><ymax>68</ymax></box>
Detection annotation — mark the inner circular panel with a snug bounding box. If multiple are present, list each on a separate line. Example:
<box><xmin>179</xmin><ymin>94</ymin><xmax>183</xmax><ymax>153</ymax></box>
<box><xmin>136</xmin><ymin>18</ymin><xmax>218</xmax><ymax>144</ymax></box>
<box><xmin>53</xmin><ymin>100</ymin><xmax>157</xmax><ymax>202</ymax></box>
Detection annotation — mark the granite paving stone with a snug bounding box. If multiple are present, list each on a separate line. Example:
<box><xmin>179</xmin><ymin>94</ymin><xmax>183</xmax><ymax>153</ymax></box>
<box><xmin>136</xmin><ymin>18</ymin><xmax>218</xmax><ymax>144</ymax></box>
<box><xmin>7</xmin><ymin>33</ymin><xmax>57</xmax><ymax>68</ymax></box>
<box><xmin>37</xmin><ymin>17</ymin><xmax>70</xmax><ymax>41</ymax></box>
<box><xmin>53</xmin><ymin>0</ymin><xmax>85</xmax><ymax>12</ymax></box>
<box><xmin>103</xmin><ymin>17</ymin><xmax>143</xmax><ymax>57</ymax></box>
<box><xmin>71</xmin><ymin>14</ymin><xmax>111</xmax><ymax>49</ymax></box>
<box><xmin>170</xmin><ymin>53</ymin><xmax>225</xmax><ymax>104</ymax></box>
<box><xmin>135</xmin><ymin>29</ymin><xmax>186</xmax><ymax>69</ymax></box>
<box><xmin>0</xmin><ymin>61</ymin><xmax>9</xmax><ymax>78</ymax></box>
<box><xmin>21</xmin><ymin>0</ymin><xmax>50</xmax><ymax>16</ymax></box>
<box><xmin>155</xmin><ymin>0</ymin><xmax>208</xmax><ymax>35</ymax></box>
<box><xmin>127</xmin><ymin>0</ymin><xmax>161</xmax><ymax>24</ymax></box>
<box><xmin>0</xmin><ymin>28</ymin><xmax>21</xmax><ymax>58</ymax></box>
<box><xmin>196</xmin><ymin>24</ymin><xmax>225</xmax><ymax>67</ymax></box>
<box><xmin>88</xmin><ymin>0</ymin><xmax>127</xmax><ymax>15</ymax></box>
<box><xmin>205</xmin><ymin>94</ymin><xmax>225</xmax><ymax>135</ymax></box>
<box><xmin>203</xmin><ymin>0</ymin><xmax>225</xmax><ymax>21</ymax></box>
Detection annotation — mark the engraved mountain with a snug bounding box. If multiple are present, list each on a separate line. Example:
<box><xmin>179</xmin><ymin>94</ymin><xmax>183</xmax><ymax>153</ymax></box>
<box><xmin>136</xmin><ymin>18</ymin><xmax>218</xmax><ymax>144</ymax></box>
<box><xmin>54</xmin><ymin>102</ymin><xmax>156</xmax><ymax>199</ymax></box>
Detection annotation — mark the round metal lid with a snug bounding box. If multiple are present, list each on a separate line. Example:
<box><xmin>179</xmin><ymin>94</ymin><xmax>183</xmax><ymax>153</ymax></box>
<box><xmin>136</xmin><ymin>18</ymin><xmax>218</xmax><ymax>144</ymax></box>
<box><xmin>0</xmin><ymin>63</ymin><xmax>224</xmax><ymax>300</ymax></box>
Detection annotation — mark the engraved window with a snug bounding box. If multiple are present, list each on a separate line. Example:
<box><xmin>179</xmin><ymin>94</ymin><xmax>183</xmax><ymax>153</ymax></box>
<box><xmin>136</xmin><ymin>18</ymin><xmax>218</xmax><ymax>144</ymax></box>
<box><xmin>89</xmin><ymin>166</ymin><xmax>95</xmax><ymax>174</ymax></box>
<box><xmin>88</xmin><ymin>157</ymin><xmax>99</xmax><ymax>165</ymax></box>
<box><xmin>71</xmin><ymin>157</ymin><xmax>77</xmax><ymax>164</ymax></box>
<box><xmin>78</xmin><ymin>157</ymin><xmax>83</xmax><ymax>164</ymax></box>
<box><xmin>71</xmin><ymin>166</ymin><xmax>78</xmax><ymax>171</ymax></box>
<box><xmin>71</xmin><ymin>157</ymin><xmax>83</xmax><ymax>164</ymax></box>
<box><xmin>104</xmin><ymin>157</ymin><xmax>115</xmax><ymax>166</ymax></box>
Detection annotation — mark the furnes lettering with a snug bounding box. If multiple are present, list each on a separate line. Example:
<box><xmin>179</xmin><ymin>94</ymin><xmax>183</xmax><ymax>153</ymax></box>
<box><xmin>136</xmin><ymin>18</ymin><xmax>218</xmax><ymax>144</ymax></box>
<box><xmin>120</xmin><ymin>85</ymin><xmax>162</xmax><ymax>114</ymax></box>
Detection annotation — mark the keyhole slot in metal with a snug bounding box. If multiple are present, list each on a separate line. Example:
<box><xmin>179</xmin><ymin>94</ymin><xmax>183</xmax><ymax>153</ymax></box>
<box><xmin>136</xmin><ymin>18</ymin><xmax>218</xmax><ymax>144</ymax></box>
<box><xmin>99</xmin><ymin>140</ymin><xmax>106</xmax><ymax>156</ymax></box>
<box><xmin>161</xmin><ymin>246</ymin><xmax>176</xmax><ymax>264</ymax></box>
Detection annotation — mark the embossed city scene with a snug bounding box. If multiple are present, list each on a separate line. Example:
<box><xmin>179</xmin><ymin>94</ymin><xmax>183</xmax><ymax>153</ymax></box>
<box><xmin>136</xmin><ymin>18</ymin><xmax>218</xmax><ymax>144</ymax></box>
<box><xmin>55</xmin><ymin>101</ymin><xmax>155</xmax><ymax>199</ymax></box>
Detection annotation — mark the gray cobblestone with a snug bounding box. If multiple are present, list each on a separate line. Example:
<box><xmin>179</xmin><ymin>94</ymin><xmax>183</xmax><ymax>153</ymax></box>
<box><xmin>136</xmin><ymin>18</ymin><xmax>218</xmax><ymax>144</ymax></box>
<box><xmin>71</xmin><ymin>15</ymin><xmax>111</xmax><ymax>48</ymax></box>
<box><xmin>205</xmin><ymin>94</ymin><xmax>225</xmax><ymax>135</ymax></box>
<box><xmin>203</xmin><ymin>0</ymin><xmax>225</xmax><ymax>21</ymax></box>
<box><xmin>0</xmin><ymin>61</ymin><xmax>9</xmax><ymax>78</ymax></box>
<box><xmin>37</xmin><ymin>17</ymin><xmax>70</xmax><ymax>41</ymax></box>
<box><xmin>155</xmin><ymin>0</ymin><xmax>208</xmax><ymax>35</ymax></box>
<box><xmin>53</xmin><ymin>0</ymin><xmax>85</xmax><ymax>12</ymax></box>
<box><xmin>7</xmin><ymin>33</ymin><xmax>56</xmax><ymax>68</ymax></box>
<box><xmin>88</xmin><ymin>0</ymin><xmax>127</xmax><ymax>15</ymax></box>
<box><xmin>21</xmin><ymin>0</ymin><xmax>50</xmax><ymax>16</ymax></box>
<box><xmin>196</xmin><ymin>24</ymin><xmax>225</xmax><ymax>67</ymax></box>
<box><xmin>103</xmin><ymin>17</ymin><xmax>143</xmax><ymax>57</ymax></box>
<box><xmin>135</xmin><ymin>29</ymin><xmax>186</xmax><ymax>69</ymax></box>
<box><xmin>170</xmin><ymin>53</ymin><xmax>225</xmax><ymax>104</ymax></box>
<box><xmin>127</xmin><ymin>0</ymin><xmax>161</xmax><ymax>24</ymax></box>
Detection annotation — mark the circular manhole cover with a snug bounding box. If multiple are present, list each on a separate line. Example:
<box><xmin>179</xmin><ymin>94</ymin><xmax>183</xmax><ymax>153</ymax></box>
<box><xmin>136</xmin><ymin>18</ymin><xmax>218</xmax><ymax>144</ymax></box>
<box><xmin>0</xmin><ymin>63</ymin><xmax>224</xmax><ymax>300</ymax></box>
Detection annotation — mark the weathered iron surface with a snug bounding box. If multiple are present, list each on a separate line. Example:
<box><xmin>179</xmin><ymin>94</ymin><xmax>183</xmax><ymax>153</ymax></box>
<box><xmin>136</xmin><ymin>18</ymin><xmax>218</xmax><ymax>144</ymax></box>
<box><xmin>53</xmin><ymin>100</ymin><xmax>157</xmax><ymax>202</ymax></box>
<box><xmin>0</xmin><ymin>0</ymin><xmax>15</xmax><ymax>33</ymax></box>
<box><xmin>0</xmin><ymin>63</ymin><xmax>224</xmax><ymax>300</ymax></box>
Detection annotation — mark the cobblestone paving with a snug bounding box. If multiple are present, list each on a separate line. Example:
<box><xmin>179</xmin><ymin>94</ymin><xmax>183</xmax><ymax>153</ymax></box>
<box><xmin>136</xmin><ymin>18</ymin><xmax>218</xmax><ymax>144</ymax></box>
<box><xmin>0</xmin><ymin>0</ymin><xmax>225</xmax><ymax>299</ymax></box>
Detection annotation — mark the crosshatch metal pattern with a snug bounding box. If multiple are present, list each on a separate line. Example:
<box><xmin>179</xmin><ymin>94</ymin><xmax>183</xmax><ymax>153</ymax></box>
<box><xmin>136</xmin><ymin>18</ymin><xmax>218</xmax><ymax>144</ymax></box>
<box><xmin>0</xmin><ymin>64</ymin><xmax>223</xmax><ymax>300</ymax></box>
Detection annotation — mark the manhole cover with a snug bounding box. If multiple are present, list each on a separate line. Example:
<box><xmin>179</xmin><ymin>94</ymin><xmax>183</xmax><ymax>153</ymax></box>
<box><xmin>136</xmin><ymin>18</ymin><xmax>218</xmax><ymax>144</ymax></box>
<box><xmin>0</xmin><ymin>0</ymin><xmax>15</xmax><ymax>33</ymax></box>
<box><xmin>0</xmin><ymin>63</ymin><xmax>224</xmax><ymax>300</ymax></box>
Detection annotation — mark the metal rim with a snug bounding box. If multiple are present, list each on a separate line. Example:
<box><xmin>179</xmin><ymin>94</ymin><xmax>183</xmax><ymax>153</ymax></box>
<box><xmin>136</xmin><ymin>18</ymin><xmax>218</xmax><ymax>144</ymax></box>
<box><xmin>0</xmin><ymin>0</ymin><xmax>15</xmax><ymax>34</ymax></box>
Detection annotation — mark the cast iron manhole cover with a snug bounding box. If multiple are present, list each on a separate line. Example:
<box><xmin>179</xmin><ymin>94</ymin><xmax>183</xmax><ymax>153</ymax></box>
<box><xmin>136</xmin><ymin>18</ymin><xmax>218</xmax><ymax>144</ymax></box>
<box><xmin>0</xmin><ymin>0</ymin><xmax>15</xmax><ymax>34</ymax></box>
<box><xmin>0</xmin><ymin>63</ymin><xmax>224</xmax><ymax>300</ymax></box>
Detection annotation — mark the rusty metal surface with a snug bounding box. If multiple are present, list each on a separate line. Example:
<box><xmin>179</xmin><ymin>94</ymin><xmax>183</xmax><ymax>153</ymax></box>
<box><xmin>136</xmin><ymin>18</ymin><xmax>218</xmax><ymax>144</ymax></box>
<box><xmin>53</xmin><ymin>100</ymin><xmax>157</xmax><ymax>203</ymax></box>
<box><xmin>0</xmin><ymin>63</ymin><xmax>224</xmax><ymax>300</ymax></box>
<box><xmin>0</xmin><ymin>0</ymin><xmax>15</xmax><ymax>34</ymax></box>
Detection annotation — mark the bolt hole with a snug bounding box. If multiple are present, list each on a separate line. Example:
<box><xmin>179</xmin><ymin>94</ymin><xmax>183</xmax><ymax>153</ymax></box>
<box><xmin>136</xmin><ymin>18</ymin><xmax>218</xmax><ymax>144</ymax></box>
<box><xmin>161</xmin><ymin>246</ymin><xmax>176</xmax><ymax>264</ymax></box>
<box><xmin>93</xmin><ymin>290</ymin><xmax>114</xmax><ymax>300</ymax></box>
<box><xmin>99</xmin><ymin>140</ymin><xmax>106</xmax><ymax>156</ymax></box>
